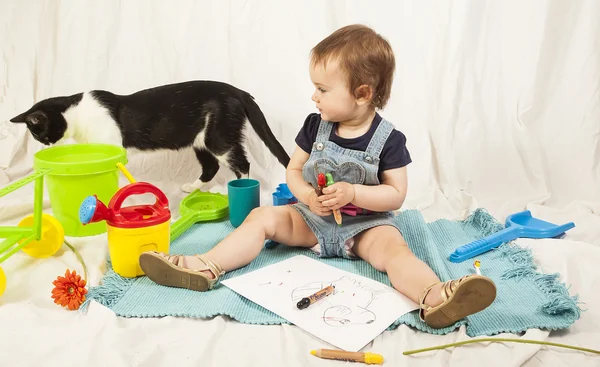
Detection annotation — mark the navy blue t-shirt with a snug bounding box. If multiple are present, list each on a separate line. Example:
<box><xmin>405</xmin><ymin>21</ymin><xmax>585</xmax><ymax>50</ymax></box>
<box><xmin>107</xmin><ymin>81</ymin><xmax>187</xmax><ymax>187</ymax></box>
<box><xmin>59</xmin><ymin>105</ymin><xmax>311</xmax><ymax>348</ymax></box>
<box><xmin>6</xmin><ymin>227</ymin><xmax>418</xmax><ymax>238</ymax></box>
<box><xmin>295</xmin><ymin>113</ymin><xmax>412</xmax><ymax>179</ymax></box>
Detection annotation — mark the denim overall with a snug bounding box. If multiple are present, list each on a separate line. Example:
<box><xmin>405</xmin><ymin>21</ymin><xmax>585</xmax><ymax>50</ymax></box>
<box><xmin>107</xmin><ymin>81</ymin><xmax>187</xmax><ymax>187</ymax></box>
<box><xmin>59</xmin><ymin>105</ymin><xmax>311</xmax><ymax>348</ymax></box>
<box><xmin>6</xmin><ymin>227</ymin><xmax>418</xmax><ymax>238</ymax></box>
<box><xmin>291</xmin><ymin>117</ymin><xmax>402</xmax><ymax>258</ymax></box>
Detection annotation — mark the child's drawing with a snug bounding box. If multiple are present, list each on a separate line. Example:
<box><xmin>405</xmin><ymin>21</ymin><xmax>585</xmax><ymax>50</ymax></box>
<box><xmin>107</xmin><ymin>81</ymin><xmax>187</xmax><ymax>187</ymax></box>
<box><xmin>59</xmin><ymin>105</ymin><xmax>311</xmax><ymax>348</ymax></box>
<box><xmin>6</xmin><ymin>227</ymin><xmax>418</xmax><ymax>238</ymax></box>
<box><xmin>290</xmin><ymin>276</ymin><xmax>390</xmax><ymax>327</ymax></box>
<box><xmin>222</xmin><ymin>255</ymin><xmax>418</xmax><ymax>352</ymax></box>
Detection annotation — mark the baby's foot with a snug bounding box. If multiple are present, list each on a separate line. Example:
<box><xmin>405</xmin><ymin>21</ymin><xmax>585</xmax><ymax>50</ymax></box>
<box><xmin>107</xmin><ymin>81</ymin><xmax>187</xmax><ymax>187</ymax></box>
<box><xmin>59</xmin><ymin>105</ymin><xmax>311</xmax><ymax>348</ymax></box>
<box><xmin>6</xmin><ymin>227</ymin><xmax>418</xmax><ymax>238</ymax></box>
<box><xmin>423</xmin><ymin>283</ymin><xmax>443</xmax><ymax>308</ymax></box>
<box><xmin>139</xmin><ymin>251</ymin><xmax>223</xmax><ymax>291</ymax></box>
<box><xmin>177</xmin><ymin>256</ymin><xmax>215</xmax><ymax>279</ymax></box>
<box><xmin>419</xmin><ymin>275</ymin><xmax>496</xmax><ymax>328</ymax></box>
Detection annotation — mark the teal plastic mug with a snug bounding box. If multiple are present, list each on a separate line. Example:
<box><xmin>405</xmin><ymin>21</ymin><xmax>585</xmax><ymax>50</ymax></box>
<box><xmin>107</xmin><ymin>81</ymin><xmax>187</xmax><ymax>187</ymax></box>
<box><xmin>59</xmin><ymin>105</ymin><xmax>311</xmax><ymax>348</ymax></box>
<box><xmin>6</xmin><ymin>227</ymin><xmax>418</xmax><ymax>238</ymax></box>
<box><xmin>228</xmin><ymin>178</ymin><xmax>260</xmax><ymax>228</ymax></box>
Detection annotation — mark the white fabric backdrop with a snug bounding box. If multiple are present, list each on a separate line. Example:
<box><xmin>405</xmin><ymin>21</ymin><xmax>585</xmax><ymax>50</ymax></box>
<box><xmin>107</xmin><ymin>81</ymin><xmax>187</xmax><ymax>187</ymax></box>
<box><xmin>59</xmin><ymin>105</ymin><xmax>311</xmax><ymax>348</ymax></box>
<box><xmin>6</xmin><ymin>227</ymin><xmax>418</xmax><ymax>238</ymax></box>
<box><xmin>1</xmin><ymin>1</ymin><xmax>599</xmax><ymax>366</ymax></box>
<box><xmin>2</xmin><ymin>0</ymin><xmax>598</xmax><ymax>222</ymax></box>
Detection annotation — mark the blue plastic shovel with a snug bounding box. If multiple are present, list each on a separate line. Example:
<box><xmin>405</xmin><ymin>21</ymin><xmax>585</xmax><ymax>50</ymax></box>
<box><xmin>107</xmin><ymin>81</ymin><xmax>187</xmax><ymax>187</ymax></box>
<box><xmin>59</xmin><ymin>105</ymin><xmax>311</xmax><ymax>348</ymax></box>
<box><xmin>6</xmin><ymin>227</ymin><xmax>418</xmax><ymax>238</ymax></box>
<box><xmin>449</xmin><ymin>210</ymin><xmax>575</xmax><ymax>263</ymax></box>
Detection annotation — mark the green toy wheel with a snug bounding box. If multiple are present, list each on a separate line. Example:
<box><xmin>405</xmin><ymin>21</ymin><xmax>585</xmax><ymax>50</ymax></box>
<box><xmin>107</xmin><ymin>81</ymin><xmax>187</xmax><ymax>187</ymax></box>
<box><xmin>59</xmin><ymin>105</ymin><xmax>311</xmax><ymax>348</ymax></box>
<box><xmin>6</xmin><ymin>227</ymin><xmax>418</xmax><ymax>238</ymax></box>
<box><xmin>0</xmin><ymin>267</ymin><xmax>6</xmax><ymax>296</ymax></box>
<box><xmin>18</xmin><ymin>214</ymin><xmax>65</xmax><ymax>258</ymax></box>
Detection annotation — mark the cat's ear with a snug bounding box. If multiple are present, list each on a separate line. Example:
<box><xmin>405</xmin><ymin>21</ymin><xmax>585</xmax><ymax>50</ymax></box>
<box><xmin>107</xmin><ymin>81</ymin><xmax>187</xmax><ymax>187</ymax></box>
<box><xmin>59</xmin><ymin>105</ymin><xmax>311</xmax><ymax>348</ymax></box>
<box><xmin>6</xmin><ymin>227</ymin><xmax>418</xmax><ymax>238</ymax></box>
<box><xmin>10</xmin><ymin>110</ymin><xmax>47</xmax><ymax>125</ymax></box>
<box><xmin>10</xmin><ymin>111</ymin><xmax>29</xmax><ymax>123</ymax></box>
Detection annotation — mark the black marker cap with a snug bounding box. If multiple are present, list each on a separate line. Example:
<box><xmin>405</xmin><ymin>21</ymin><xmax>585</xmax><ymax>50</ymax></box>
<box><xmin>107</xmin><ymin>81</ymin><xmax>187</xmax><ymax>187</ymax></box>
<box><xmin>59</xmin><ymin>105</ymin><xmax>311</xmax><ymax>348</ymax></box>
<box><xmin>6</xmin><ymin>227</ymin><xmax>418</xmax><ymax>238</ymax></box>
<box><xmin>297</xmin><ymin>297</ymin><xmax>310</xmax><ymax>310</ymax></box>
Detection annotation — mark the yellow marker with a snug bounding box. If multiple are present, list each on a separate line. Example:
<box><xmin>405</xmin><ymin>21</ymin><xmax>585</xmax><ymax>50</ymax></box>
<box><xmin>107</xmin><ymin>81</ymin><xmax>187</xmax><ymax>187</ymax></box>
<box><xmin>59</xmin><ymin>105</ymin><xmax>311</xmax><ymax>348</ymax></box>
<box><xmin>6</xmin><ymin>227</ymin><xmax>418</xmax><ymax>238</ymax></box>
<box><xmin>473</xmin><ymin>260</ymin><xmax>481</xmax><ymax>275</ymax></box>
<box><xmin>116</xmin><ymin>162</ymin><xmax>136</xmax><ymax>183</ymax></box>
<box><xmin>311</xmin><ymin>349</ymin><xmax>384</xmax><ymax>365</ymax></box>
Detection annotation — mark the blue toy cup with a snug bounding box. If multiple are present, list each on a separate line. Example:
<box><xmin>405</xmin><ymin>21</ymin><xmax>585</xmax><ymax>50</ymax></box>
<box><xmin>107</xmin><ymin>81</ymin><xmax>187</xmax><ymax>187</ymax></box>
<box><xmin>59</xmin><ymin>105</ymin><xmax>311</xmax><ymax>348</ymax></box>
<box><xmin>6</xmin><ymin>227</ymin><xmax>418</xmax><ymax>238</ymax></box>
<box><xmin>227</xmin><ymin>178</ymin><xmax>260</xmax><ymax>228</ymax></box>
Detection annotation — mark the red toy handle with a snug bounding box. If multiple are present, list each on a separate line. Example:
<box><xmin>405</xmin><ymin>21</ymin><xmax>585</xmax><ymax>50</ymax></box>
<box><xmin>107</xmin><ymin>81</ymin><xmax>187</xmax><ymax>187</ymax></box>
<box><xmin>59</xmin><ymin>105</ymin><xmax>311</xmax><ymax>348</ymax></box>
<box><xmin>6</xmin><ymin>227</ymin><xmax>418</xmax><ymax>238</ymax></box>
<box><xmin>109</xmin><ymin>182</ymin><xmax>169</xmax><ymax>215</ymax></box>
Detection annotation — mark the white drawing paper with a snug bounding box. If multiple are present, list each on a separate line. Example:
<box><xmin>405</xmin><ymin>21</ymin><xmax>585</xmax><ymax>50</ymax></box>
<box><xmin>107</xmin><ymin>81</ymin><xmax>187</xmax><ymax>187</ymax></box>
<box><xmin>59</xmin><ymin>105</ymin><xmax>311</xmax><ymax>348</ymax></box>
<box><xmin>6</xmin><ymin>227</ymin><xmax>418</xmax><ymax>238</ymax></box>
<box><xmin>222</xmin><ymin>255</ymin><xmax>418</xmax><ymax>352</ymax></box>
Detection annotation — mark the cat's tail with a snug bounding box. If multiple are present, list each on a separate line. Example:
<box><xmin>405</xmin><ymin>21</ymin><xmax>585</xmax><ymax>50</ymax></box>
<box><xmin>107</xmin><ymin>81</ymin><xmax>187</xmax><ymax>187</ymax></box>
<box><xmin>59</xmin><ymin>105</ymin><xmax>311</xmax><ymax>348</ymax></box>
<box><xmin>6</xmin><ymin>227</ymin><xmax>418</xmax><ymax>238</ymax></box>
<box><xmin>241</xmin><ymin>93</ymin><xmax>290</xmax><ymax>168</ymax></box>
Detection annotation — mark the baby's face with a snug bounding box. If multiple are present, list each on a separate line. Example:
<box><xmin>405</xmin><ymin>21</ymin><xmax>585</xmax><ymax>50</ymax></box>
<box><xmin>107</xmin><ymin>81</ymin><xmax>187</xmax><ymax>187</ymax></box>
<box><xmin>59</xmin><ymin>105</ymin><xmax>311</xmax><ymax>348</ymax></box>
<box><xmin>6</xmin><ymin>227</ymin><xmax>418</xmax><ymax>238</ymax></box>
<box><xmin>309</xmin><ymin>59</ymin><xmax>359</xmax><ymax>123</ymax></box>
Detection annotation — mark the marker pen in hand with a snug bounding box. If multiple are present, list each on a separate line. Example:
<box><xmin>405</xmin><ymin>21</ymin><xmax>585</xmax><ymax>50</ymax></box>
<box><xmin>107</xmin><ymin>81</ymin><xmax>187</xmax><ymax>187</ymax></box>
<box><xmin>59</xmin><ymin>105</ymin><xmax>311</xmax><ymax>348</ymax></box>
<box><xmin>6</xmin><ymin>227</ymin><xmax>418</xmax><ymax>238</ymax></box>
<box><xmin>325</xmin><ymin>173</ymin><xmax>342</xmax><ymax>226</ymax></box>
<box><xmin>316</xmin><ymin>173</ymin><xmax>326</xmax><ymax>196</ymax></box>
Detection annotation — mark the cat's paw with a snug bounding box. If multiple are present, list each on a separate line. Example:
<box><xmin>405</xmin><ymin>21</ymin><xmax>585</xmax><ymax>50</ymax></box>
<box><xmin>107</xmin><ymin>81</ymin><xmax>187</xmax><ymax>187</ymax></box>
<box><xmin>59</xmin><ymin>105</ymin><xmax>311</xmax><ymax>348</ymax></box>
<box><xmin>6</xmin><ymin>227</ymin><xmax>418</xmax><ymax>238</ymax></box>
<box><xmin>181</xmin><ymin>180</ymin><xmax>203</xmax><ymax>193</ymax></box>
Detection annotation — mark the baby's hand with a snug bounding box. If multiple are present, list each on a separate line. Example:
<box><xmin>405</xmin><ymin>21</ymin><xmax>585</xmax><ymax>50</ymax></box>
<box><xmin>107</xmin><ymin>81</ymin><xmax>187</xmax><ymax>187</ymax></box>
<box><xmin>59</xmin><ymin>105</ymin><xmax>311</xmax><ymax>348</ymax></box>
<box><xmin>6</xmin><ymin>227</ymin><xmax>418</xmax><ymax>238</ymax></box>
<box><xmin>319</xmin><ymin>182</ymin><xmax>355</xmax><ymax>210</ymax></box>
<box><xmin>307</xmin><ymin>190</ymin><xmax>333</xmax><ymax>217</ymax></box>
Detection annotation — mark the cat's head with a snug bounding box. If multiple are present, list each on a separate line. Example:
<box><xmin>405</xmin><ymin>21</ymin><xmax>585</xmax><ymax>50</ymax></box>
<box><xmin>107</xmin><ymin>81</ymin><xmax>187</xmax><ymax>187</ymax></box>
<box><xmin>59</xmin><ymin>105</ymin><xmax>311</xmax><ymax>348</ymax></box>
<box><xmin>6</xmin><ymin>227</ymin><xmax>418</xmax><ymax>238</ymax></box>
<box><xmin>10</xmin><ymin>96</ymin><xmax>76</xmax><ymax>145</ymax></box>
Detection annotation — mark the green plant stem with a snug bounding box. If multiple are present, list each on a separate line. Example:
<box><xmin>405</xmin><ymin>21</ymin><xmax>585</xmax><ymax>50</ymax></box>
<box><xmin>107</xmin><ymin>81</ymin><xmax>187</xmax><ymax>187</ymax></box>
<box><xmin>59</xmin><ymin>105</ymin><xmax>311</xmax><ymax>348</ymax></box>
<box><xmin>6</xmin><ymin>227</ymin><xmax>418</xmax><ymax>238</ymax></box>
<box><xmin>403</xmin><ymin>338</ymin><xmax>600</xmax><ymax>356</ymax></box>
<box><xmin>63</xmin><ymin>239</ymin><xmax>88</xmax><ymax>282</ymax></box>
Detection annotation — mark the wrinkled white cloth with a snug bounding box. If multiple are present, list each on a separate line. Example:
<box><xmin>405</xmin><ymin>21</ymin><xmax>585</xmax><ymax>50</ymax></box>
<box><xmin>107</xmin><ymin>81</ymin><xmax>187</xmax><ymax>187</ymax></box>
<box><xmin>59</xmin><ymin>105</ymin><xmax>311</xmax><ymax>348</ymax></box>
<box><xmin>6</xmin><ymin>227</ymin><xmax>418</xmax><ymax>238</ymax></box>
<box><xmin>1</xmin><ymin>1</ymin><xmax>599</xmax><ymax>366</ymax></box>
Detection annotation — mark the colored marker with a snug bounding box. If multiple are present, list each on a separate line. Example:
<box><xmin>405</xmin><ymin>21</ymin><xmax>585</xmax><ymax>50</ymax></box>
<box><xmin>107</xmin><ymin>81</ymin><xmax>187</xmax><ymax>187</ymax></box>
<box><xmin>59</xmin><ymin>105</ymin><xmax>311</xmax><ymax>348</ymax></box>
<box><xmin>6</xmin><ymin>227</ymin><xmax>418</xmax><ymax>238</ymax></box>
<box><xmin>310</xmin><ymin>349</ymin><xmax>384</xmax><ymax>365</ymax></box>
<box><xmin>316</xmin><ymin>173</ymin><xmax>326</xmax><ymax>196</ymax></box>
<box><xmin>325</xmin><ymin>173</ymin><xmax>343</xmax><ymax>226</ymax></box>
<box><xmin>296</xmin><ymin>285</ymin><xmax>335</xmax><ymax>310</ymax></box>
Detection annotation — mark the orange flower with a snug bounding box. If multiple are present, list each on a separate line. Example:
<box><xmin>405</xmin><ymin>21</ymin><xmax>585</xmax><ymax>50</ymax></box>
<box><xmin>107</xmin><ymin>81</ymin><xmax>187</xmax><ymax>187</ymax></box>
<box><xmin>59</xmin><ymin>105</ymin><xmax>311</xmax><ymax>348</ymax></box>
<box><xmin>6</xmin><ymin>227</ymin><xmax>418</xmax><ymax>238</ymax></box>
<box><xmin>51</xmin><ymin>269</ymin><xmax>87</xmax><ymax>310</ymax></box>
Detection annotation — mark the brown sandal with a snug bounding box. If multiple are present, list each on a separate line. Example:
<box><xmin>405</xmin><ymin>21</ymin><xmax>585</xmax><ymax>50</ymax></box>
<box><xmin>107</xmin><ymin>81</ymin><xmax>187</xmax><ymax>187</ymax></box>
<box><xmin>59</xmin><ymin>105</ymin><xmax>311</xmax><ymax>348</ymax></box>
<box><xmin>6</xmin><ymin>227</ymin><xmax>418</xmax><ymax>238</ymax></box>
<box><xmin>139</xmin><ymin>251</ymin><xmax>225</xmax><ymax>291</ymax></box>
<box><xmin>419</xmin><ymin>274</ymin><xmax>497</xmax><ymax>328</ymax></box>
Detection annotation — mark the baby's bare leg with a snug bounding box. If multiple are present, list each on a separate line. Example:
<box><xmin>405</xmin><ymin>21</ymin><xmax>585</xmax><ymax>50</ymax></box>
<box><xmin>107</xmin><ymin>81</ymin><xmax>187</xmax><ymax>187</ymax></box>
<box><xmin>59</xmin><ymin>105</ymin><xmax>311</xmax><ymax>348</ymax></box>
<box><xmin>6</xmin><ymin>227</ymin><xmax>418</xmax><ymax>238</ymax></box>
<box><xmin>354</xmin><ymin>225</ymin><xmax>496</xmax><ymax>328</ymax></box>
<box><xmin>179</xmin><ymin>205</ymin><xmax>318</xmax><ymax>276</ymax></box>
<box><xmin>353</xmin><ymin>226</ymin><xmax>443</xmax><ymax>307</ymax></box>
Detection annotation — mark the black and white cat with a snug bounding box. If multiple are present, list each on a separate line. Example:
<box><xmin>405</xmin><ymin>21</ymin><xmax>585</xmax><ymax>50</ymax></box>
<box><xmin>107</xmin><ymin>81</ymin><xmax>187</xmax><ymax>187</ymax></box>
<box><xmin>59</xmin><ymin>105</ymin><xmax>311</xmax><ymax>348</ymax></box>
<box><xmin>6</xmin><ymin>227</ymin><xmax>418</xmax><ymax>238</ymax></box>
<box><xmin>10</xmin><ymin>80</ymin><xmax>290</xmax><ymax>192</ymax></box>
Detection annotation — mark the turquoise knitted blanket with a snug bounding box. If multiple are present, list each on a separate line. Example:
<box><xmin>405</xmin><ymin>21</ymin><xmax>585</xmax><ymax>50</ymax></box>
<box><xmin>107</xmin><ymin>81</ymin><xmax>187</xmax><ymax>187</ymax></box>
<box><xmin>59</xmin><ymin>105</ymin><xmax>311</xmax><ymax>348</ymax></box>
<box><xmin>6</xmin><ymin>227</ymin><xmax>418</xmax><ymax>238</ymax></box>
<box><xmin>82</xmin><ymin>209</ymin><xmax>581</xmax><ymax>336</ymax></box>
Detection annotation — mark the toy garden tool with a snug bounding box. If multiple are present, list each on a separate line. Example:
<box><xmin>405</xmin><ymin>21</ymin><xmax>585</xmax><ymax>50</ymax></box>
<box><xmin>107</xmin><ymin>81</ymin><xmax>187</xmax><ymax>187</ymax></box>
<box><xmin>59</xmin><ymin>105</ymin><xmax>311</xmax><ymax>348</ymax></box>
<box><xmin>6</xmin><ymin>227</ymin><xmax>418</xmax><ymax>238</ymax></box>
<box><xmin>79</xmin><ymin>182</ymin><xmax>171</xmax><ymax>277</ymax></box>
<box><xmin>449</xmin><ymin>210</ymin><xmax>575</xmax><ymax>263</ymax></box>
<box><xmin>169</xmin><ymin>190</ymin><xmax>229</xmax><ymax>241</ymax></box>
<box><xmin>0</xmin><ymin>169</ymin><xmax>65</xmax><ymax>296</ymax></box>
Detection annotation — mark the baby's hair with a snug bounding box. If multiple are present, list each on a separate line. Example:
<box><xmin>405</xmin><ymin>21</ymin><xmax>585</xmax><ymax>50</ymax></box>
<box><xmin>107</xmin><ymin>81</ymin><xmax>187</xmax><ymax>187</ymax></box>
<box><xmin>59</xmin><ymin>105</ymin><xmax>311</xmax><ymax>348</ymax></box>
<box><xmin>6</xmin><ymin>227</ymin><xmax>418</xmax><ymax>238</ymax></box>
<box><xmin>310</xmin><ymin>24</ymin><xmax>395</xmax><ymax>109</ymax></box>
